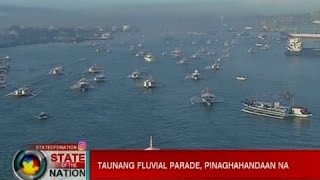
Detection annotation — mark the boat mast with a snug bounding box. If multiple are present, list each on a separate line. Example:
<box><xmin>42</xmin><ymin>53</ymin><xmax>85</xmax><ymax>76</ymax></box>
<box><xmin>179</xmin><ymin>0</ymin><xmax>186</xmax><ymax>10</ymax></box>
<box><xmin>292</xmin><ymin>97</ymin><xmax>295</xmax><ymax>107</ymax></box>
<box><xmin>149</xmin><ymin>136</ymin><xmax>153</xmax><ymax>148</ymax></box>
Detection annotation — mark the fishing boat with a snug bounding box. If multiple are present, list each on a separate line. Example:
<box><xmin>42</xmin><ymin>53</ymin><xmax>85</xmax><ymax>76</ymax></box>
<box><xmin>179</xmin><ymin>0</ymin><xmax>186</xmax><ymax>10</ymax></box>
<box><xmin>185</xmin><ymin>70</ymin><xmax>202</xmax><ymax>80</ymax></box>
<box><xmin>6</xmin><ymin>85</ymin><xmax>41</xmax><ymax>97</ymax></box>
<box><xmin>88</xmin><ymin>64</ymin><xmax>102</xmax><ymax>74</ymax></box>
<box><xmin>129</xmin><ymin>45</ymin><xmax>136</xmax><ymax>52</ymax></box>
<box><xmin>71</xmin><ymin>78</ymin><xmax>94</xmax><ymax>91</ymax></box>
<box><xmin>129</xmin><ymin>69</ymin><xmax>141</xmax><ymax>79</ymax></box>
<box><xmin>205</xmin><ymin>62</ymin><xmax>221</xmax><ymax>70</ymax></box>
<box><xmin>143</xmin><ymin>76</ymin><xmax>156</xmax><ymax>88</ymax></box>
<box><xmin>190</xmin><ymin>53</ymin><xmax>201</xmax><ymax>59</ymax></box>
<box><xmin>190</xmin><ymin>88</ymin><xmax>223</xmax><ymax>106</ymax></box>
<box><xmin>143</xmin><ymin>53</ymin><xmax>155</xmax><ymax>62</ymax></box>
<box><xmin>176</xmin><ymin>58</ymin><xmax>190</xmax><ymax>65</ymax></box>
<box><xmin>94</xmin><ymin>74</ymin><xmax>106</xmax><ymax>82</ymax></box>
<box><xmin>37</xmin><ymin>112</ymin><xmax>48</xmax><ymax>120</ymax></box>
<box><xmin>248</xmin><ymin>47</ymin><xmax>254</xmax><ymax>53</ymax></box>
<box><xmin>0</xmin><ymin>56</ymin><xmax>10</xmax><ymax>61</ymax></box>
<box><xmin>49</xmin><ymin>66</ymin><xmax>64</xmax><ymax>75</ymax></box>
<box><xmin>135</xmin><ymin>51</ymin><xmax>146</xmax><ymax>57</ymax></box>
<box><xmin>171</xmin><ymin>48</ymin><xmax>183</xmax><ymax>59</ymax></box>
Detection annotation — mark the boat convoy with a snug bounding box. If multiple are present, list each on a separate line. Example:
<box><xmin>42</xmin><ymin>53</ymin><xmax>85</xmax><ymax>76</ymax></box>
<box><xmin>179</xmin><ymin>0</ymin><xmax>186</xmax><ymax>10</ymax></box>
<box><xmin>0</xmin><ymin>26</ymin><xmax>316</xmax><ymax>122</ymax></box>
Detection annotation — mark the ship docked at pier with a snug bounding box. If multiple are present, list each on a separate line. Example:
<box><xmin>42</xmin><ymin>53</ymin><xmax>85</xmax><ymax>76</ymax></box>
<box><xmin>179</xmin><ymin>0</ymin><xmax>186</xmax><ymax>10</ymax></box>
<box><xmin>241</xmin><ymin>99</ymin><xmax>312</xmax><ymax>119</ymax></box>
<box><xmin>285</xmin><ymin>37</ymin><xmax>320</xmax><ymax>56</ymax></box>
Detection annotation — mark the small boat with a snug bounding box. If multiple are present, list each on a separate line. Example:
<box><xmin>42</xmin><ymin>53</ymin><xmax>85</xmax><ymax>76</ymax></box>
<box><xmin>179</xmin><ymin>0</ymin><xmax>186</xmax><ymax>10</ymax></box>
<box><xmin>176</xmin><ymin>58</ymin><xmax>190</xmax><ymax>65</ymax></box>
<box><xmin>185</xmin><ymin>70</ymin><xmax>203</xmax><ymax>80</ymax></box>
<box><xmin>190</xmin><ymin>54</ymin><xmax>201</xmax><ymax>59</ymax></box>
<box><xmin>260</xmin><ymin>44</ymin><xmax>270</xmax><ymax>50</ymax></box>
<box><xmin>94</xmin><ymin>74</ymin><xmax>106</xmax><ymax>82</ymax></box>
<box><xmin>190</xmin><ymin>88</ymin><xmax>224</xmax><ymax>106</ymax></box>
<box><xmin>71</xmin><ymin>78</ymin><xmax>94</xmax><ymax>91</ymax></box>
<box><xmin>37</xmin><ymin>112</ymin><xmax>48</xmax><ymax>120</ymax></box>
<box><xmin>143</xmin><ymin>53</ymin><xmax>155</xmax><ymax>62</ymax></box>
<box><xmin>171</xmin><ymin>48</ymin><xmax>182</xmax><ymax>55</ymax></box>
<box><xmin>135</xmin><ymin>51</ymin><xmax>146</xmax><ymax>57</ymax></box>
<box><xmin>6</xmin><ymin>85</ymin><xmax>41</xmax><ymax>97</ymax></box>
<box><xmin>144</xmin><ymin>136</ymin><xmax>160</xmax><ymax>150</ymax></box>
<box><xmin>128</xmin><ymin>45</ymin><xmax>135</xmax><ymax>51</ymax></box>
<box><xmin>88</xmin><ymin>64</ymin><xmax>102</xmax><ymax>74</ymax></box>
<box><xmin>143</xmin><ymin>76</ymin><xmax>156</xmax><ymax>88</ymax></box>
<box><xmin>288</xmin><ymin>106</ymin><xmax>312</xmax><ymax>118</ymax></box>
<box><xmin>191</xmin><ymin>70</ymin><xmax>200</xmax><ymax>80</ymax></box>
<box><xmin>129</xmin><ymin>69</ymin><xmax>141</xmax><ymax>79</ymax></box>
<box><xmin>0</xmin><ymin>56</ymin><xmax>10</xmax><ymax>61</ymax></box>
<box><xmin>200</xmin><ymin>89</ymin><xmax>215</xmax><ymax>106</ymax></box>
<box><xmin>205</xmin><ymin>62</ymin><xmax>221</xmax><ymax>70</ymax></box>
<box><xmin>236</xmin><ymin>76</ymin><xmax>247</xmax><ymax>81</ymax></box>
<box><xmin>49</xmin><ymin>66</ymin><xmax>64</xmax><ymax>75</ymax></box>
<box><xmin>248</xmin><ymin>47</ymin><xmax>254</xmax><ymax>53</ymax></box>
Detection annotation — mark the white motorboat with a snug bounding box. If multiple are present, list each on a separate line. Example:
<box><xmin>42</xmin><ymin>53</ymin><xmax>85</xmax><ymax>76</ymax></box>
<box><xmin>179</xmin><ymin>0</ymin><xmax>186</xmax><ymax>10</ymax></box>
<box><xmin>236</xmin><ymin>76</ymin><xmax>247</xmax><ymax>81</ymax></box>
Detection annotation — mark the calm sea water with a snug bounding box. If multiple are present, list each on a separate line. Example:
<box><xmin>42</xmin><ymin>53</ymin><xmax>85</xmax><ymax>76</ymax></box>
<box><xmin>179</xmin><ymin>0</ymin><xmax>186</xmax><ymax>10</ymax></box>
<box><xmin>0</xmin><ymin>26</ymin><xmax>320</xmax><ymax>177</ymax></box>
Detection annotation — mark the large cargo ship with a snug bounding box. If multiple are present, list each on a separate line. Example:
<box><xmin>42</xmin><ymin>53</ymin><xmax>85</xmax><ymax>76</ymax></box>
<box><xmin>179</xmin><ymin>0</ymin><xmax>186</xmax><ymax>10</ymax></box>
<box><xmin>285</xmin><ymin>37</ymin><xmax>320</xmax><ymax>56</ymax></box>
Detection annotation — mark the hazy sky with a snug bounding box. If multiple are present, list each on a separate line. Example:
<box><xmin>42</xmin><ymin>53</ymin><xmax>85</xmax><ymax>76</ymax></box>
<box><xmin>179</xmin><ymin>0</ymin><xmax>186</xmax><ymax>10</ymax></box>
<box><xmin>0</xmin><ymin>0</ymin><xmax>319</xmax><ymax>14</ymax></box>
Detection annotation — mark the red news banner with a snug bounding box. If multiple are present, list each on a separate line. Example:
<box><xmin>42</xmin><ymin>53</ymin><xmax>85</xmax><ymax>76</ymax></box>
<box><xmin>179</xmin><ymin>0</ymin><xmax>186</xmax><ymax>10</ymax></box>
<box><xmin>90</xmin><ymin>150</ymin><xmax>320</xmax><ymax>180</ymax></box>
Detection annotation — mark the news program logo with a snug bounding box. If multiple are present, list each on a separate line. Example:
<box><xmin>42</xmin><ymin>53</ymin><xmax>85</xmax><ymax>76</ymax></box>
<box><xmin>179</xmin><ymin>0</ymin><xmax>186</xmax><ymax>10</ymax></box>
<box><xmin>78</xmin><ymin>141</ymin><xmax>87</xmax><ymax>151</ymax></box>
<box><xmin>12</xmin><ymin>150</ymin><xmax>47</xmax><ymax>180</ymax></box>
